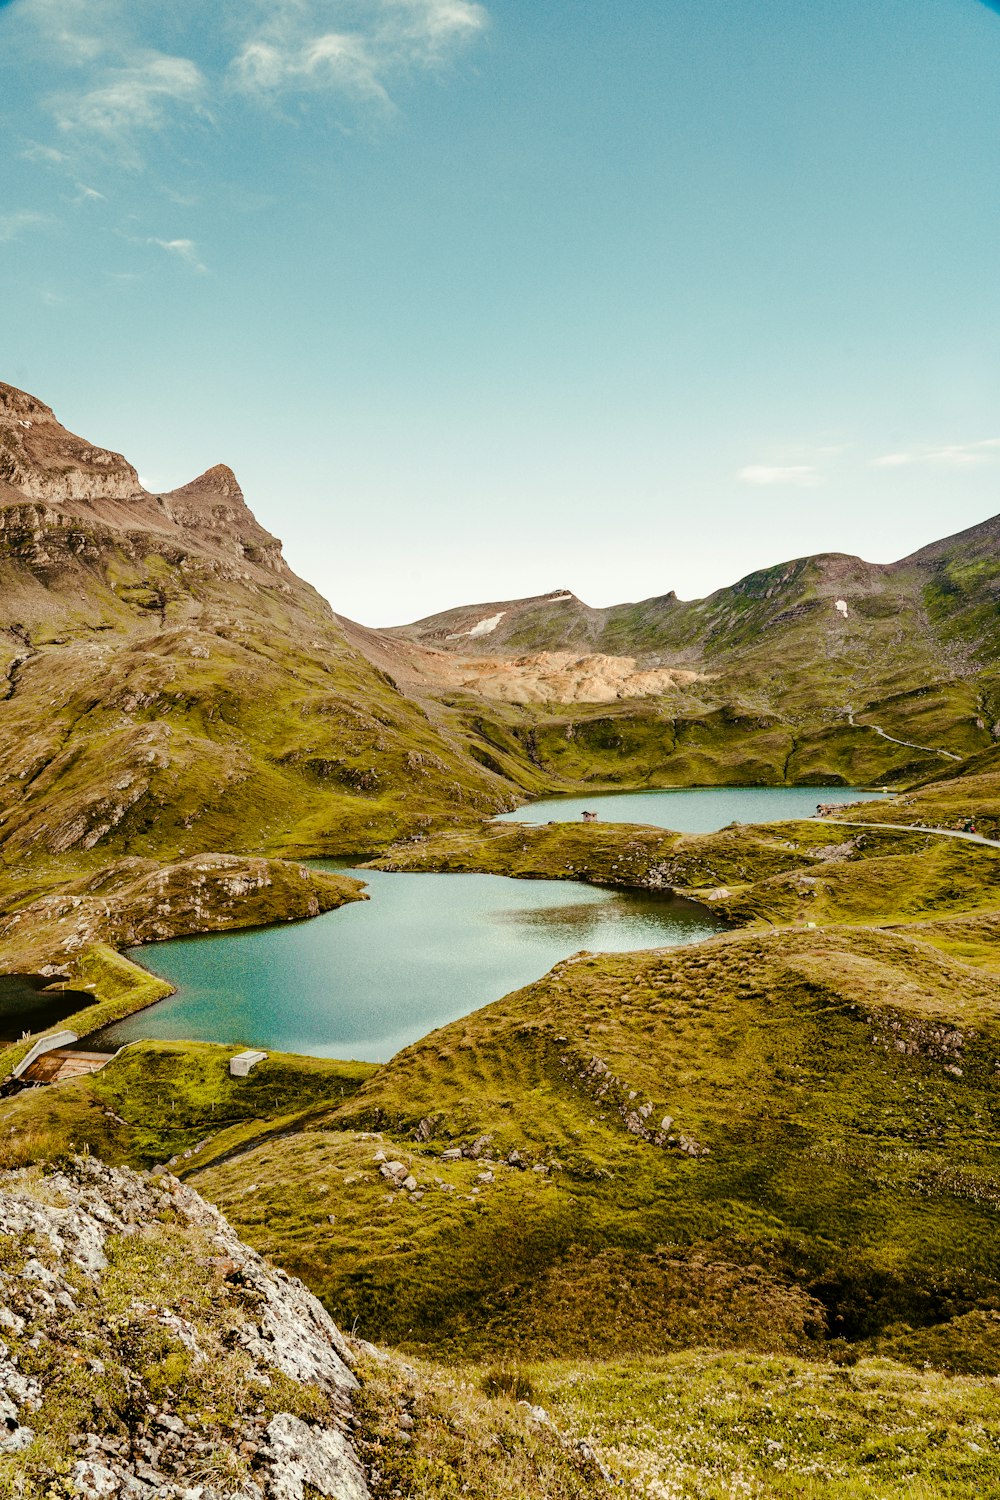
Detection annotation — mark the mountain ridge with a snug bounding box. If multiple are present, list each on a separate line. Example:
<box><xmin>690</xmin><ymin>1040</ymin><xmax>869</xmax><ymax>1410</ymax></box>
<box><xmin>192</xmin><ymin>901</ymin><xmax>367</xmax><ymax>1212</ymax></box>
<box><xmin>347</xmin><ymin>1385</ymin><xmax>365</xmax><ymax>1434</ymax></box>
<box><xmin>5</xmin><ymin>382</ymin><xmax>1000</xmax><ymax>1496</ymax></box>
<box><xmin>387</xmin><ymin>523</ymin><xmax>1000</xmax><ymax>669</ymax></box>
<box><xmin>1</xmin><ymin>374</ymin><xmax>998</xmax><ymax>987</ymax></box>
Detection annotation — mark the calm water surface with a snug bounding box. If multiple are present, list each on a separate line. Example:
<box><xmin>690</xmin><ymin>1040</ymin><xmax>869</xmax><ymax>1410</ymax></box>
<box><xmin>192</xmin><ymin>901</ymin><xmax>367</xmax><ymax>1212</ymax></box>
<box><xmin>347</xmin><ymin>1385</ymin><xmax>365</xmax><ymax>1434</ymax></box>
<box><xmin>93</xmin><ymin>870</ymin><xmax>721</xmax><ymax>1062</ymax></box>
<box><xmin>495</xmin><ymin>784</ymin><xmax>887</xmax><ymax>831</ymax></box>
<box><xmin>0</xmin><ymin>975</ymin><xmax>92</xmax><ymax>1043</ymax></box>
<box><xmin>92</xmin><ymin>786</ymin><xmax>879</xmax><ymax>1062</ymax></box>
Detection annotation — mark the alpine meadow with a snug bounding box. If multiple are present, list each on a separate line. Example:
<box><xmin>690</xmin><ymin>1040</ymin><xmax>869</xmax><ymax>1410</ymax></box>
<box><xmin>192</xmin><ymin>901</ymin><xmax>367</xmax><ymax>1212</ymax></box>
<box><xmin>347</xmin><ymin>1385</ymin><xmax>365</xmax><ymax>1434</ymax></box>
<box><xmin>4</xmin><ymin>2</ymin><xmax>1000</xmax><ymax>1497</ymax></box>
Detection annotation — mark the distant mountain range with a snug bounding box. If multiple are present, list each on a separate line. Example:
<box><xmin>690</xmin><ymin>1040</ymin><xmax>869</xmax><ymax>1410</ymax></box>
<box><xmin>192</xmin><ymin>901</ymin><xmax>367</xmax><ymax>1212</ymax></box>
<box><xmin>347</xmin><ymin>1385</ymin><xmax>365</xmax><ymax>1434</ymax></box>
<box><xmin>2</xmin><ymin>379</ymin><xmax>998</xmax><ymax>890</ymax></box>
<box><xmin>388</xmin><ymin>519</ymin><xmax>1000</xmax><ymax>705</ymax></box>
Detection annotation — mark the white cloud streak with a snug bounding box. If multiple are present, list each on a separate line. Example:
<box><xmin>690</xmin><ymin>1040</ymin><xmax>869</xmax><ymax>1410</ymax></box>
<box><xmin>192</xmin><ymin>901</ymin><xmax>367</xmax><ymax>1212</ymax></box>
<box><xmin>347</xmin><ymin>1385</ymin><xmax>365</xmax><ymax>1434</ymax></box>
<box><xmin>148</xmin><ymin>237</ymin><xmax>207</xmax><ymax>273</ymax></box>
<box><xmin>58</xmin><ymin>54</ymin><xmax>207</xmax><ymax>136</ymax></box>
<box><xmin>0</xmin><ymin>210</ymin><xmax>50</xmax><ymax>242</ymax></box>
<box><xmin>20</xmin><ymin>140</ymin><xmax>71</xmax><ymax>165</ymax></box>
<box><xmin>873</xmin><ymin>440</ymin><xmax>1000</xmax><ymax>469</ymax></box>
<box><xmin>231</xmin><ymin>0</ymin><xmax>487</xmax><ymax>102</ymax></box>
<box><xmin>738</xmin><ymin>465</ymin><xmax>822</xmax><ymax>488</ymax></box>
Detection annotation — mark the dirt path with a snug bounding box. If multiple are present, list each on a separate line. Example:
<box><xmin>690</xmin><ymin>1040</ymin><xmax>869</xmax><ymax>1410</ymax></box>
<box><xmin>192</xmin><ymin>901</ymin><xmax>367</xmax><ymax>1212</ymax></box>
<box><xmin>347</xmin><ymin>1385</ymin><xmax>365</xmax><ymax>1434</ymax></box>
<box><xmin>816</xmin><ymin>816</ymin><xmax>1000</xmax><ymax>850</ymax></box>
<box><xmin>843</xmin><ymin>707</ymin><xmax>962</xmax><ymax>762</ymax></box>
<box><xmin>868</xmin><ymin>725</ymin><xmax>962</xmax><ymax>762</ymax></box>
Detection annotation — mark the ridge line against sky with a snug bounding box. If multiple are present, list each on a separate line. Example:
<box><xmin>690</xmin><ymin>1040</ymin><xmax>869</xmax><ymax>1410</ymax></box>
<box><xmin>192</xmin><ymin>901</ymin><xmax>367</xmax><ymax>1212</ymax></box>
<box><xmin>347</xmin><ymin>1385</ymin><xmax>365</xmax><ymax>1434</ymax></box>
<box><xmin>2</xmin><ymin>0</ymin><xmax>1000</xmax><ymax>623</ymax></box>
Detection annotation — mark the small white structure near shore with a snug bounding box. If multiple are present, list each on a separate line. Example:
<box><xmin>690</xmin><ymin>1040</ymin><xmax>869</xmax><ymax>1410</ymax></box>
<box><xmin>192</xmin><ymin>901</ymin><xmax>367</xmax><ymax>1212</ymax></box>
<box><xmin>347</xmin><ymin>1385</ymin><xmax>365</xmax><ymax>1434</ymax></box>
<box><xmin>230</xmin><ymin>1049</ymin><xmax>268</xmax><ymax>1078</ymax></box>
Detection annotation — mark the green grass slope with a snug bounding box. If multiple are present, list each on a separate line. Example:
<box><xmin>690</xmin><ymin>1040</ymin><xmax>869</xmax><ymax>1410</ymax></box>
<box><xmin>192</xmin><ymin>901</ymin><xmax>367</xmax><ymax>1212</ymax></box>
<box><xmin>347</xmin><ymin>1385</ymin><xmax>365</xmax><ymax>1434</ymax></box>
<box><xmin>169</xmin><ymin>924</ymin><xmax>1000</xmax><ymax>1368</ymax></box>
<box><xmin>0</xmin><ymin>1039</ymin><xmax>375</xmax><ymax>1171</ymax></box>
<box><xmin>355</xmin><ymin>1346</ymin><xmax>1000</xmax><ymax>1499</ymax></box>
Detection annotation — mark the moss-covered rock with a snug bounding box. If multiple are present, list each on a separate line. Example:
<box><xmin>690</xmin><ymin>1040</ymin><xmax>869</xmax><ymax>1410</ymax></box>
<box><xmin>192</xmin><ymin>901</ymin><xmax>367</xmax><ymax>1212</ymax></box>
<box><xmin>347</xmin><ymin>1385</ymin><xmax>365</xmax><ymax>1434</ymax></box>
<box><xmin>0</xmin><ymin>1154</ymin><xmax>367</xmax><ymax>1497</ymax></box>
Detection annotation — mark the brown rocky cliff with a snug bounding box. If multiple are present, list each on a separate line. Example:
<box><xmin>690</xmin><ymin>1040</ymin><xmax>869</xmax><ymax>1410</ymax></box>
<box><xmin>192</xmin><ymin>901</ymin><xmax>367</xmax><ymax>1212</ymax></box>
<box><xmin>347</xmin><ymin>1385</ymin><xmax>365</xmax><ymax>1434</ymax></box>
<box><xmin>0</xmin><ymin>382</ymin><xmax>288</xmax><ymax>582</ymax></box>
<box><xmin>0</xmin><ymin>382</ymin><xmax>141</xmax><ymax>505</ymax></box>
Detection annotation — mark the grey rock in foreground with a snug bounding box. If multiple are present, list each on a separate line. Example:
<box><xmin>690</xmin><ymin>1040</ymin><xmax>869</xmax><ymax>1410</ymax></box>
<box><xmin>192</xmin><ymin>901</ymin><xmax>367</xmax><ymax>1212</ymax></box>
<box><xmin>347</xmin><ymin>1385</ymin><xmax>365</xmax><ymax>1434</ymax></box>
<box><xmin>0</xmin><ymin>1156</ymin><xmax>369</xmax><ymax>1499</ymax></box>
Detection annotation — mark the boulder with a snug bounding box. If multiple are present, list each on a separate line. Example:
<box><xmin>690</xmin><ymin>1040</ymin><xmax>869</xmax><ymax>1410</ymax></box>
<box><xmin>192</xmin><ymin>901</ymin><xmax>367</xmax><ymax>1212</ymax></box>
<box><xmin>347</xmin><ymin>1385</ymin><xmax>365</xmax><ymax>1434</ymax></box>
<box><xmin>263</xmin><ymin>1412</ymin><xmax>370</xmax><ymax>1500</ymax></box>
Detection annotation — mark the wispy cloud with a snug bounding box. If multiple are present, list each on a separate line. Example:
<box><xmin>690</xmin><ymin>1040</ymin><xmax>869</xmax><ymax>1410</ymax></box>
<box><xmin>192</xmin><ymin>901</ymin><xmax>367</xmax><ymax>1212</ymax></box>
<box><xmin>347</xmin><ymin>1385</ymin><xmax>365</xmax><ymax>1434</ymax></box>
<box><xmin>20</xmin><ymin>140</ymin><xmax>70</xmax><ymax>165</ymax></box>
<box><xmin>738</xmin><ymin>464</ymin><xmax>822</xmax><ymax>488</ymax></box>
<box><xmin>12</xmin><ymin>0</ymin><xmax>489</xmax><ymax>150</ymax></box>
<box><xmin>230</xmin><ymin>0</ymin><xmax>488</xmax><ymax>104</ymax></box>
<box><xmin>55</xmin><ymin>54</ymin><xmax>206</xmax><ymax>137</ymax></box>
<box><xmin>872</xmin><ymin>452</ymin><xmax>911</xmax><ymax>468</ymax></box>
<box><xmin>69</xmin><ymin>182</ymin><xmax>107</xmax><ymax>204</ymax></box>
<box><xmin>0</xmin><ymin>210</ymin><xmax>50</xmax><ymax>242</ymax></box>
<box><xmin>873</xmin><ymin>439</ymin><xmax>1000</xmax><ymax>469</ymax></box>
<box><xmin>13</xmin><ymin>0</ymin><xmax>106</xmax><ymax>64</ymax></box>
<box><xmin>148</xmin><ymin>236</ymin><xmax>207</xmax><ymax>273</ymax></box>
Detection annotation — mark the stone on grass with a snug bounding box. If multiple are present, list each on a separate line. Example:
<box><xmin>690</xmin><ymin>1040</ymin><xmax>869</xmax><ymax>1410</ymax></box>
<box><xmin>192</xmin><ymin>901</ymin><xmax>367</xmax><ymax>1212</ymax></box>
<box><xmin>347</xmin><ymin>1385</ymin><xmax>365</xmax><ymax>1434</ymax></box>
<box><xmin>263</xmin><ymin>1412</ymin><xmax>370</xmax><ymax>1500</ymax></box>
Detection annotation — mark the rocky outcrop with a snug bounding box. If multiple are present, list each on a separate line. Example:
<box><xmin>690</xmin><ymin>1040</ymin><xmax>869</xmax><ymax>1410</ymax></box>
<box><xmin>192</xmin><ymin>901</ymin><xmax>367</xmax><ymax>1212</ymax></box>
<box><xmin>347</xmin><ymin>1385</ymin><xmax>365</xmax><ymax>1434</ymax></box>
<box><xmin>0</xmin><ymin>1156</ymin><xmax>370</xmax><ymax>1498</ymax></box>
<box><xmin>0</xmin><ymin>383</ymin><xmax>141</xmax><ymax>505</ymax></box>
<box><xmin>0</xmin><ymin>383</ymin><xmax>288</xmax><ymax>586</ymax></box>
<box><xmin>0</xmin><ymin>386</ymin><xmax>135</xmax><ymax>504</ymax></box>
<box><xmin>566</xmin><ymin>1049</ymin><xmax>710</xmax><ymax>1156</ymax></box>
<box><xmin>158</xmin><ymin>467</ymin><xmax>287</xmax><ymax>575</ymax></box>
<box><xmin>0</xmin><ymin>855</ymin><xmax>366</xmax><ymax>970</ymax></box>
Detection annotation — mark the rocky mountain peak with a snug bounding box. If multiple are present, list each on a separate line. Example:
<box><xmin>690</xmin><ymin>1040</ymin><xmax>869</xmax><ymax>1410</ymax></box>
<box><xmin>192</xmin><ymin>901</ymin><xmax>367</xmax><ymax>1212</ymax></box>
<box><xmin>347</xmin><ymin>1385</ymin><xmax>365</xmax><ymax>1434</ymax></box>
<box><xmin>157</xmin><ymin>461</ymin><xmax>287</xmax><ymax>567</ymax></box>
<box><xmin>0</xmin><ymin>380</ymin><xmax>295</xmax><ymax>589</ymax></box>
<box><xmin>0</xmin><ymin>381</ymin><xmax>141</xmax><ymax>506</ymax></box>
<box><xmin>164</xmin><ymin>462</ymin><xmax>245</xmax><ymax>505</ymax></box>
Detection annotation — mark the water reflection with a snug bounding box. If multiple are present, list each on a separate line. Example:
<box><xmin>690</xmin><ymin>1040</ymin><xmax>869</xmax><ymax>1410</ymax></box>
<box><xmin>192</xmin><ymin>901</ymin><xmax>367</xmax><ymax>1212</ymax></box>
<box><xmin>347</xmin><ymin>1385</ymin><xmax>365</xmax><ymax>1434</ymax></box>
<box><xmin>91</xmin><ymin>869</ymin><xmax>722</xmax><ymax>1062</ymax></box>
<box><xmin>494</xmin><ymin>889</ymin><xmax>711</xmax><ymax>945</ymax></box>
<box><xmin>495</xmin><ymin>899</ymin><xmax>621</xmax><ymax>935</ymax></box>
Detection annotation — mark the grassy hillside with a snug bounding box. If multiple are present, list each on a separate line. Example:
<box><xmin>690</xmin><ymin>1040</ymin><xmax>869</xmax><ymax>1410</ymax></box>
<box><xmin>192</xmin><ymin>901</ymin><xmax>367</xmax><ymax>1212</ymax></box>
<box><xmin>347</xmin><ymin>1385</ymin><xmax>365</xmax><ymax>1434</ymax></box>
<box><xmin>0</xmin><ymin>1039</ymin><xmax>375</xmax><ymax>1171</ymax></box>
<box><xmin>50</xmin><ymin>924</ymin><xmax>989</xmax><ymax>1373</ymax></box>
<box><xmin>356</xmin><ymin>1346</ymin><xmax>1000</xmax><ymax>1498</ymax></box>
<box><xmin>478</xmin><ymin>691</ymin><xmax>982</xmax><ymax>793</ymax></box>
<box><xmin>0</xmin><ymin>533</ymin><xmax>524</xmax><ymax>872</ymax></box>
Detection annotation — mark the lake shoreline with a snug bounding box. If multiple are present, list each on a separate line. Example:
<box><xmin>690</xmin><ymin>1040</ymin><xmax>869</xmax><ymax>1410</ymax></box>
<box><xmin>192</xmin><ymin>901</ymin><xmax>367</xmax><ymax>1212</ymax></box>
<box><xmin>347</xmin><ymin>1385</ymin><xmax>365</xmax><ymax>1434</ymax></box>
<box><xmin>8</xmin><ymin>786</ymin><xmax>890</xmax><ymax>1072</ymax></box>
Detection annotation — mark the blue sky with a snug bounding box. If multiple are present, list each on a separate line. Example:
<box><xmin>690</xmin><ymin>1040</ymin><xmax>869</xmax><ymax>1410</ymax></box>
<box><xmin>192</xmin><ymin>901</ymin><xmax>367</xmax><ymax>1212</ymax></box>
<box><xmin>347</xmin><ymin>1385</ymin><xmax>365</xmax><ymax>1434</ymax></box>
<box><xmin>2</xmin><ymin>0</ymin><xmax>1000</xmax><ymax>624</ymax></box>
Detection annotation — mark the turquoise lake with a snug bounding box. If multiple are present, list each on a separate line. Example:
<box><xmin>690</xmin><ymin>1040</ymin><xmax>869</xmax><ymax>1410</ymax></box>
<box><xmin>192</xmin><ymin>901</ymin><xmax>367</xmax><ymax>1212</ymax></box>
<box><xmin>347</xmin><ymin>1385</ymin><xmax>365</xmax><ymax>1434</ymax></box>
<box><xmin>91</xmin><ymin>871</ymin><xmax>720</xmax><ymax>1063</ymax></box>
<box><xmin>91</xmin><ymin>784</ymin><xmax>881</xmax><ymax>1063</ymax></box>
<box><xmin>495</xmin><ymin>783</ymin><xmax>887</xmax><ymax>831</ymax></box>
